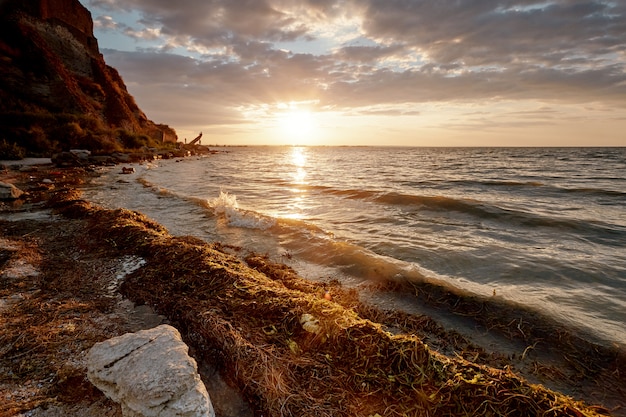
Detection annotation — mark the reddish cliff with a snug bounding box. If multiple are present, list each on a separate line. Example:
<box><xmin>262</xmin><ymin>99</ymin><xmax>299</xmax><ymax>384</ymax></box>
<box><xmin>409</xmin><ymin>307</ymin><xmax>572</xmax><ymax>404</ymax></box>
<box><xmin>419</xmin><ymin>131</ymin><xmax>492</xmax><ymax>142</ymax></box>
<box><xmin>0</xmin><ymin>0</ymin><xmax>177</xmax><ymax>157</ymax></box>
<box><xmin>19</xmin><ymin>0</ymin><xmax>99</xmax><ymax>53</ymax></box>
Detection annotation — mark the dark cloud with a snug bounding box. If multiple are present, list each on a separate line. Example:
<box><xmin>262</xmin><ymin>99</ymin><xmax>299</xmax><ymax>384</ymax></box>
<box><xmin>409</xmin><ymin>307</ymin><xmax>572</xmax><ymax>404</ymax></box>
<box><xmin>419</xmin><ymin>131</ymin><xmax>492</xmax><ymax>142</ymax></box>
<box><xmin>89</xmin><ymin>0</ymin><xmax>626</xmax><ymax>137</ymax></box>
<box><xmin>90</xmin><ymin>0</ymin><xmax>311</xmax><ymax>46</ymax></box>
<box><xmin>356</xmin><ymin>0</ymin><xmax>626</xmax><ymax>68</ymax></box>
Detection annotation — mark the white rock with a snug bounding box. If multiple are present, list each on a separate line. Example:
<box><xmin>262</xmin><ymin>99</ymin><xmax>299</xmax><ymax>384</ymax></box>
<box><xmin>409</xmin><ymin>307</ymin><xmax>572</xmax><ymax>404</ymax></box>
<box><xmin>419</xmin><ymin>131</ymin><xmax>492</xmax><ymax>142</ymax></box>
<box><xmin>87</xmin><ymin>324</ymin><xmax>215</xmax><ymax>417</ymax></box>
<box><xmin>70</xmin><ymin>149</ymin><xmax>91</xmax><ymax>159</ymax></box>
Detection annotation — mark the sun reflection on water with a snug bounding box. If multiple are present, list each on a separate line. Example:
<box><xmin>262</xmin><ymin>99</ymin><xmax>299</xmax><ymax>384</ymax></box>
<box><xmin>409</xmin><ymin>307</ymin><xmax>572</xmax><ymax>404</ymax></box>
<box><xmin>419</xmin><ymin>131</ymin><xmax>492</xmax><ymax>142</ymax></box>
<box><xmin>291</xmin><ymin>146</ymin><xmax>307</xmax><ymax>185</ymax></box>
<box><xmin>285</xmin><ymin>147</ymin><xmax>308</xmax><ymax>219</ymax></box>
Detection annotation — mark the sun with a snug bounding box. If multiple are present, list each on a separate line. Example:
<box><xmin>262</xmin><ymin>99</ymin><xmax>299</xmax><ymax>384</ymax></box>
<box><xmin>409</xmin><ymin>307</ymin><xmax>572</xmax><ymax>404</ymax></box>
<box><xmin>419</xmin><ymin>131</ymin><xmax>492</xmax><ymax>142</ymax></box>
<box><xmin>277</xmin><ymin>107</ymin><xmax>318</xmax><ymax>144</ymax></box>
<box><xmin>281</xmin><ymin>109</ymin><xmax>312</xmax><ymax>134</ymax></box>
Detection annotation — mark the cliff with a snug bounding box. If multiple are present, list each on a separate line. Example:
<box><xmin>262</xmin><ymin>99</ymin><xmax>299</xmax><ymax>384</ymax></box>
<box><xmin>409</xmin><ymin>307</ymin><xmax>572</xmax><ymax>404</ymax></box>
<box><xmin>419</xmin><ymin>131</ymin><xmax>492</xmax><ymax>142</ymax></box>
<box><xmin>0</xmin><ymin>0</ymin><xmax>177</xmax><ymax>157</ymax></box>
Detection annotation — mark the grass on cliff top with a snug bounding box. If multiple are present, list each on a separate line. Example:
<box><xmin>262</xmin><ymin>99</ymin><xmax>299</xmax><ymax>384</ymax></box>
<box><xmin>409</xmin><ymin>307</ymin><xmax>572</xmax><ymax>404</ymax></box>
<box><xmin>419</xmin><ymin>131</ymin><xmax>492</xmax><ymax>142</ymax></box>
<box><xmin>53</xmin><ymin>200</ymin><xmax>610</xmax><ymax>417</ymax></box>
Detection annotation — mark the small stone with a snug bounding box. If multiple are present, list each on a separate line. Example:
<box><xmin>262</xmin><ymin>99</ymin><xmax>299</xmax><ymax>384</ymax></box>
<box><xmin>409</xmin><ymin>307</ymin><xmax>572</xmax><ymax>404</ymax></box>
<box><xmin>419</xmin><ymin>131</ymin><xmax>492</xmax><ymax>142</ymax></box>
<box><xmin>0</xmin><ymin>182</ymin><xmax>24</xmax><ymax>200</ymax></box>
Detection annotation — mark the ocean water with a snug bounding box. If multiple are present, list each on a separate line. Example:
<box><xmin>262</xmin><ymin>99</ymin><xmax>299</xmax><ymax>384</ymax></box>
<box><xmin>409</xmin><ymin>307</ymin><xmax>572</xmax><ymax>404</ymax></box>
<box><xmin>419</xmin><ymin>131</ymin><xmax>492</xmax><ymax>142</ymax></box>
<box><xmin>83</xmin><ymin>147</ymin><xmax>626</xmax><ymax>346</ymax></box>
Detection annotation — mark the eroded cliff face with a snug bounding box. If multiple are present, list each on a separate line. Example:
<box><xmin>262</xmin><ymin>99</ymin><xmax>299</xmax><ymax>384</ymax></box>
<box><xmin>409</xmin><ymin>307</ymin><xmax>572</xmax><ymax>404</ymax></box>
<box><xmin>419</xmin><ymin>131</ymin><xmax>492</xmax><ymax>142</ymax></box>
<box><xmin>0</xmin><ymin>0</ymin><xmax>177</xmax><ymax>156</ymax></box>
<box><xmin>13</xmin><ymin>0</ymin><xmax>99</xmax><ymax>53</ymax></box>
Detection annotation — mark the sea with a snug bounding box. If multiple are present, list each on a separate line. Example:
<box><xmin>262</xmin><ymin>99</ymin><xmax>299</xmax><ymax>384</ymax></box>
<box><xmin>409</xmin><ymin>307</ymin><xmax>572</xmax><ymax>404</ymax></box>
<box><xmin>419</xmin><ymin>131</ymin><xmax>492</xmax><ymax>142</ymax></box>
<box><xmin>82</xmin><ymin>147</ymin><xmax>626</xmax><ymax>347</ymax></box>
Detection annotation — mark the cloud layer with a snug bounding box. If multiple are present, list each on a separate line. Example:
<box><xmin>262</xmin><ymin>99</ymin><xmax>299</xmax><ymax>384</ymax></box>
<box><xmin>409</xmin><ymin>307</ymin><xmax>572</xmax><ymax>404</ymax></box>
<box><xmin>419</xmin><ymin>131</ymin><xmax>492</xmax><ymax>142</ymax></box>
<box><xmin>88</xmin><ymin>0</ymin><xmax>626</xmax><ymax>143</ymax></box>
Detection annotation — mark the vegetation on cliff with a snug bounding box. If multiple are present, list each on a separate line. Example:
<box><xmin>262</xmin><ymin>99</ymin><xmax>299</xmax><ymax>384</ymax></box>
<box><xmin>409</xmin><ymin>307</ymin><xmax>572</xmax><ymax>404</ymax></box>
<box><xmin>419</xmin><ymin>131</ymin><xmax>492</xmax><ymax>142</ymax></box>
<box><xmin>0</xmin><ymin>0</ymin><xmax>177</xmax><ymax>159</ymax></box>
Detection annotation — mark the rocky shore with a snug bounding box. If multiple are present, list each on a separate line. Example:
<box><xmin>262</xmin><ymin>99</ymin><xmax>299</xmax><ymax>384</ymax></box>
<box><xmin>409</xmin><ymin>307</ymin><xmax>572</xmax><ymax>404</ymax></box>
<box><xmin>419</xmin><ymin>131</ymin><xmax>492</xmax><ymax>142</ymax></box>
<box><xmin>0</xmin><ymin>163</ymin><xmax>249</xmax><ymax>417</ymax></box>
<box><xmin>1</xmin><ymin>162</ymin><xmax>625</xmax><ymax>417</ymax></box>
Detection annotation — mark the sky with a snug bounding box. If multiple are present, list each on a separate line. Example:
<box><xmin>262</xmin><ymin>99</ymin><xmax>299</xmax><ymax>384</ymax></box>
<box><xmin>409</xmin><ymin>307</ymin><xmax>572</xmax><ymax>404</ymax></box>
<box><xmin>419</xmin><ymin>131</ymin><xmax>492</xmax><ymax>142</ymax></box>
<box><xmin>85</xmin><ymin>0</ymin><xmax>626</xmax><ymax>146</ymax></box>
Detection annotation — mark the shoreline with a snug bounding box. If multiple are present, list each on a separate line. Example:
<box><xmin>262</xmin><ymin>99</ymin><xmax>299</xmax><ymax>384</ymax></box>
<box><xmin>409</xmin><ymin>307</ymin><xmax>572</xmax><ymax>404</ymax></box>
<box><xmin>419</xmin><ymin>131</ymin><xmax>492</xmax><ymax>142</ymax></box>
<box><xmin>0</xmin><ymin>163</ymin><xmax>252</xmax><ymax>417</ymax></box>
<box><xmin>1</xmin><ymin>163</ymin><xmax>625</xmax><ymax>416</ymax></box>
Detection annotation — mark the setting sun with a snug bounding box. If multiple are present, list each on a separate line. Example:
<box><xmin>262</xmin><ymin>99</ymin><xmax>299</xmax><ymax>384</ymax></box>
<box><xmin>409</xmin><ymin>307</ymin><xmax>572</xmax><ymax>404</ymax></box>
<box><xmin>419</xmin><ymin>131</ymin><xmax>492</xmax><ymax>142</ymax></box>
<box><xmin>277</xmin><ymin>107</ymin><xmax>318</xmax><ymax>144</ymax></box>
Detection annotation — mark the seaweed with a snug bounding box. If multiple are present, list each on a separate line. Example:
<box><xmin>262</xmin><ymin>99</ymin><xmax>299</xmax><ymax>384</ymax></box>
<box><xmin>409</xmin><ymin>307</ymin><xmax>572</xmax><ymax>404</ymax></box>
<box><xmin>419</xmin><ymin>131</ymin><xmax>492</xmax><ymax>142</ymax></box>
<box><xmin>2</xmin><ymin>168</ymin><xmax>623</xmax><ymax>416</ymax></box>
<box><xmin>77</xmin><ymin>202</ymin><xmax>611</xmax><ymax>417</ymax></box>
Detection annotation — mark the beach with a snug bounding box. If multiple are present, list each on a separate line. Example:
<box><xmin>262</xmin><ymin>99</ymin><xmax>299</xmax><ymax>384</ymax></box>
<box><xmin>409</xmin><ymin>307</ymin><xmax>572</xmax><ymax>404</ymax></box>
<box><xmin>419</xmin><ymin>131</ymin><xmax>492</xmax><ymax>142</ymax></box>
<box><xmin>1</xmin><ymin>161</ymin><xmax>625</xmax><ymax>417</ymax></box>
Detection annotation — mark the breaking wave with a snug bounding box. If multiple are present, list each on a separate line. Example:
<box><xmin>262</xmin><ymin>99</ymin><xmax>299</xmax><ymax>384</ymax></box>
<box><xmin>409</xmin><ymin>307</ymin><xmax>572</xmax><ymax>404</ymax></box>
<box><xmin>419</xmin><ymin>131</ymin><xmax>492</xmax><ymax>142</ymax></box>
<box><xmin>208</xmin><ymin>191</ymin><xmax>276</xmax><ymax>230</ymax></box>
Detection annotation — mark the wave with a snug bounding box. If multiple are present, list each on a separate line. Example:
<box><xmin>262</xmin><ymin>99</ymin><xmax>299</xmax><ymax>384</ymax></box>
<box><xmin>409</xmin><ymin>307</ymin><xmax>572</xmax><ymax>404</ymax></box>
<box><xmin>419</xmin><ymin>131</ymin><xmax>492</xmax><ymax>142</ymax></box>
<box><xmin>137</xmin><ymin>167</ymin><xmax>625</xmax><ymax>248</ymax></box>
<box><xmin>372</xmin><ymin>191</ymin><xmax>626</xmax><ymax>243</ymax></box>
<box><xmin>137</xmin><ymin>177</ymin><xmax>175</xmax><ymax>197</ymax></box>
<box><xmin>207</xmin><ymin>191</ymin><xmax>276</xmax><ymax>230</ymax></box>
<box><xmin>374</xmin><ymin>192</ymin><xmax>485</xmax><ymax>214</ymax></box>
<box><xmin>263</xmin><ymin>175</ymin><xmax>625</xmax><ymax>215</ymax></box>
<box><xmin>450</xmin><ymin>179</ymin><xmax>545</xmax><ymax>188</ymax></box>
<box><xmin>283</xmin><ymin>176</ymin><xmax>624</xmax><ymax>209</ymax></box>
<box><xmin>145</xmin><ymin>187</ymin><xmax>434</xmax><ymax>286</ymax></box>
<box><xmin>562</xmin><ymin>187</ymin><xmax>626</xmax><ymax>199</ymax></box>
<box><xmin>140</xmin><ymin>190</ymin><xmax>498</xmax><ymax>302</ymax></box>
<box><xmin>154</xmin><ymin>187</ymin><xmax>433</xmax><ymax>284</ymax></box>
<box><xmin>300</xmin><ymin>239</ymin><xmax>432</xmax><ymax>283</ymax></box>
<box><xmin>135</xmin><ymin>176</ymin><xmax>277</xmax><ymax>231</ymax></box>
<box><xmin>410</xmin><ymin>179</ymin><xmax>625</xmax><ymax>200</ymax></box>
<box><xmin>136</xmin><ymin>177</ymin><xmax>213</xmax><ymax>210</ymax></box>
<box><xmin>272</xmin><ymin>221</ymin><xmax>435</xmax><ymax>285</ymax></box>
<box><xmin>203</xmin><ymin>192</ymin><xmax>332</xmax><ymax>237</ymax></box>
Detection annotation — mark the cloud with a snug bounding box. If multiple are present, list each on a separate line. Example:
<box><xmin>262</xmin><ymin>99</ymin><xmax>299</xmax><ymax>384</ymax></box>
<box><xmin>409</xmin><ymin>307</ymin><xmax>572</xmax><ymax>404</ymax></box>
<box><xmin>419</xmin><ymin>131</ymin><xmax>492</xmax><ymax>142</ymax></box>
<box><xmin>93</xmin><ymin>15</ymin><xmax>117</xmax><ymax>30</ymax></box>
<box><xmin>89</xmin><ymin>0</ymin><xmax>313</xmax><ymax>46</ymax></box>
<box><xmin>333</xmin><ymin>44</ymin><xmax>407</xmax><ymax>63</ymax></box>
<box><xmin>356</xmin><ymin>1</ymin><xmax>626</xmax><ymax>68</ymax></box>
<box><xmin>89</xmin><ymin>0</ymin><xmax>626</xmax><ymax>136</ymax></box>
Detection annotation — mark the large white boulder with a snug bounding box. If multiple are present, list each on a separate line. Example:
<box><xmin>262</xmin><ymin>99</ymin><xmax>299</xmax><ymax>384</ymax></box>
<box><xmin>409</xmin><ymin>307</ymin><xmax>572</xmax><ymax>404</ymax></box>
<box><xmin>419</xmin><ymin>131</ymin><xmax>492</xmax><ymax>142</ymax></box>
<box><xmin>86</xmin><ymin>324</ymin><xmax>215</xmax><ymax>417</ymax></box>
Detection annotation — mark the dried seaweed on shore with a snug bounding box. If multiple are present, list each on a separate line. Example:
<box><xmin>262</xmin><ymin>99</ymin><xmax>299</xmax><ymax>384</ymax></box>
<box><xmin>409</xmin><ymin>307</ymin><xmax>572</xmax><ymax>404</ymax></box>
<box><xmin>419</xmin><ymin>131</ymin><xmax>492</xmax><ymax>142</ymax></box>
<box><xmin>3</xmin><ymin>167</ymin><xmax>622</xmax><ymax>416</ymax></box>
<box><xmin>71</xmin><ymin>201</ymin><xmax>612</xmax><ymax>417</ymax></box>
<box><xmin>0</xmin><ymin>216</ymin><xmax>126</xmax><ymax>416</ymax></box>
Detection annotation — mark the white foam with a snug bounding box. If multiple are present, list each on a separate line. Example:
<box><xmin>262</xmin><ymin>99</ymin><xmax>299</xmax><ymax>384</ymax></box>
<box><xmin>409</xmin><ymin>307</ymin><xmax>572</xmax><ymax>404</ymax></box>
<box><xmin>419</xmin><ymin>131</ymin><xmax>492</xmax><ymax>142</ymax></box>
<box><xmin>210</xmin><ymin>190</ymin><xmax>239</xmax><ymax>213</ymax></box>
<box><xmin>209</xmin><ymin>191</ymin><xmax>276</xmax><ymax>230</ymax></box>
<box><xmin>116</xmin><ymin>255</ymin><xmax>146</xmax><ymax>281</ymax></box>
<box><xmin>107</xmin><ymin>255</ymin><xmax>146</xmax><ymax>295</ymax></box>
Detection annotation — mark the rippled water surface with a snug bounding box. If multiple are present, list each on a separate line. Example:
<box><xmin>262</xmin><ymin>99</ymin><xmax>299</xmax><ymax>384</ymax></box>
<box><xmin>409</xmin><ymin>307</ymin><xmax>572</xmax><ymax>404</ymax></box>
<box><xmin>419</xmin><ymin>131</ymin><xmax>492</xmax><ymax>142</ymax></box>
<box><xmin>84</xmin><ymin>147</ymin><xmax>626</xmax><ymax>345</ymax></box>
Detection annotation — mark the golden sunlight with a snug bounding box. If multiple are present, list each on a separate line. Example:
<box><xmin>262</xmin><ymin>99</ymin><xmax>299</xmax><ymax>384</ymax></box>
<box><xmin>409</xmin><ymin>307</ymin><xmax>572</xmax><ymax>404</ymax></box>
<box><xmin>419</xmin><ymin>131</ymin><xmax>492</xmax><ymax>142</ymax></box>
<box><xmin>290</xmin><ymin>146</ymin><xmax>307</xmax><ymax>184</ymax></box>
<box><xmin>277</xmin><ymin>107</ymin><xmax>318</xmax><ymax>144</ymax></box>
